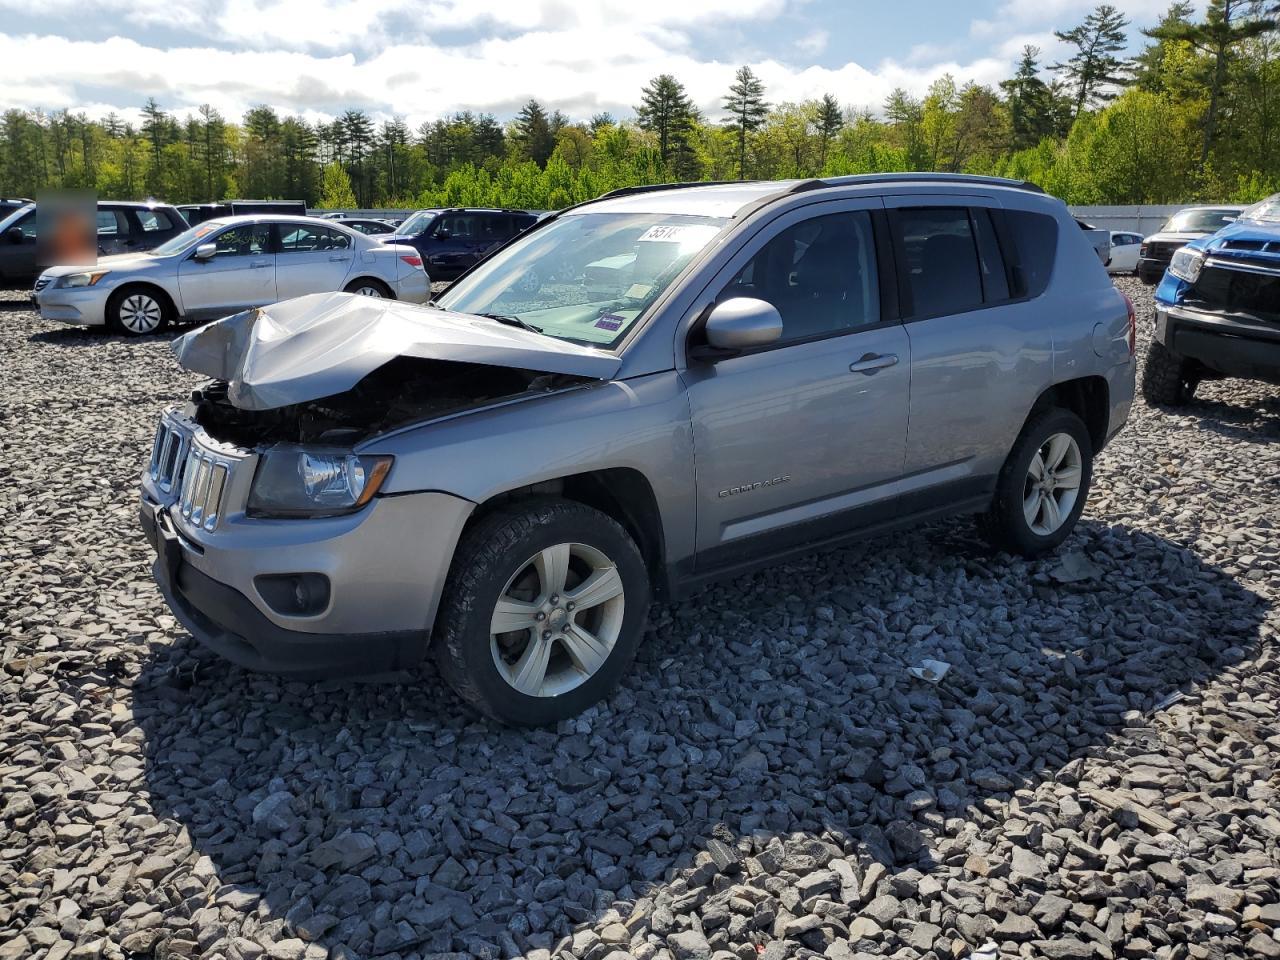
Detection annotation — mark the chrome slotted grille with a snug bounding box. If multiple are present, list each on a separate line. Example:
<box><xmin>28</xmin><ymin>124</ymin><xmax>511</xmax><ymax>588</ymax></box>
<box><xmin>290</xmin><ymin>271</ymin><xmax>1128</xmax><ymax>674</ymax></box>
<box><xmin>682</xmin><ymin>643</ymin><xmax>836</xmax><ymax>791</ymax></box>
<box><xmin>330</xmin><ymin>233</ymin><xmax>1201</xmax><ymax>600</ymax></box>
<box><xmin>178</xmin><ymin>446</ymin><xmax>232</xmax><ymax>531</ymax></box>
<box><xmin>148</xmin><ymin>412</ymin><xmax>240</xmax><ymax>532</ymax></box>
<box><xmin>149</xmin><ymin>419</ymin><xmax>191</xmax><ymax>494</ymax></box>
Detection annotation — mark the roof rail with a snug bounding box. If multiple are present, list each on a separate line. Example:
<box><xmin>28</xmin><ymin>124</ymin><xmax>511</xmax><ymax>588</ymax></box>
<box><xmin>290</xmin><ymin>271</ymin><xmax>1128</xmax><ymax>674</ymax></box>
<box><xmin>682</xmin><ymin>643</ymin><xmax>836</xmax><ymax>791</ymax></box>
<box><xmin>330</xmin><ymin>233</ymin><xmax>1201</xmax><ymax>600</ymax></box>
<box><xmin>795</xmin><ymin>172</ymin><xmax>1045</xmax><ymax>194</ymax></box>
<box><xmin>596</xmin><ymin>180</ymin><xmax>753</xmax><ymax>201</ymax></box>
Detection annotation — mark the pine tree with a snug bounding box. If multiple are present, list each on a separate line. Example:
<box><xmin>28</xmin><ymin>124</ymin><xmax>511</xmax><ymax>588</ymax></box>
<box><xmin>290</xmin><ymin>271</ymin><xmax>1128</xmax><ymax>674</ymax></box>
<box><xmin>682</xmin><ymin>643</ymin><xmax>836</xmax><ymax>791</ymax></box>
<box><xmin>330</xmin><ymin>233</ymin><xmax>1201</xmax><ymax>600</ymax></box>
<box><xmin>1001</xmin><ymin>46</ymin><xmax>1055</xmax><ymax>150</ymax></box>
<box><xmin>635</xmin><ymin>74</ymin><xmax>695</xmax><ymax>169</ymax></box>
<box><xmin>513</xmin><ymin>99</ymin><xmax>555</xmax><ymax>166</ymax></box>
<box><xmin>814</xmin><ymin>93</ymin><xmax>844</xmax><ymax>170</ymax></box>
<box><xmin>1146</xmin><ymin>0</ymin><xmax>1277</xmax><ymax>167</ymax></box>
<box><xmin>1051</xmin><ymin>4</ymin><xmax>1133</xmax><ymax>118</ymax></box>
<box><xmin>722</xmin><ymin>66</ymin><xmax>769</xmax><ymax>179</ymax></box>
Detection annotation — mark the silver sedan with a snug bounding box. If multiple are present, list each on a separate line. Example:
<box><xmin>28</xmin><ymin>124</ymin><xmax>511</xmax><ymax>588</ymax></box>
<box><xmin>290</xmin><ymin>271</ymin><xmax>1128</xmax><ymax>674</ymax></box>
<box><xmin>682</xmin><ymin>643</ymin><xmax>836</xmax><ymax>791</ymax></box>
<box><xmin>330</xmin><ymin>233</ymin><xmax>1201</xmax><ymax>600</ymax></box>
<box><xmin>33</xmin><ymin>214</ymin><xmax>431</xmax><ymax>335</ymax></box>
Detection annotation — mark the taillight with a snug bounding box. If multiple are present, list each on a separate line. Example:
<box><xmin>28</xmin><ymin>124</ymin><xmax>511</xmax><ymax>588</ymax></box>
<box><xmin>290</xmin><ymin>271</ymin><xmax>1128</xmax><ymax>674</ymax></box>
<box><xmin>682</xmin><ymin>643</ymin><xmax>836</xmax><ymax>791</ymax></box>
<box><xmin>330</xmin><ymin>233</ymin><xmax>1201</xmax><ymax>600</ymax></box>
<box><xmin>1123</xmin><ymin>293</ymin><xmax>1136</xmax><ymax>357</ymax></box>
<box><xmin>400</xmin><ymin>255</ymin><xmax>423</xmax><ymax>268</ymax></box>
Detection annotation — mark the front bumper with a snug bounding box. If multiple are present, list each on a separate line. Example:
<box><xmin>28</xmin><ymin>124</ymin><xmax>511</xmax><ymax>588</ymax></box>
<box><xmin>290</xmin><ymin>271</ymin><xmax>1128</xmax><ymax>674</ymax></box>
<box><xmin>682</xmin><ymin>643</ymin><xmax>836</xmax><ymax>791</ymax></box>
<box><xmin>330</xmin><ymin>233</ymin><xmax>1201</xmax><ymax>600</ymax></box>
<box><xmin>141</xmin><ymin>473</ymin><xmax>474</xmax><ymax>675</ymax></box>
<box><xmin>34</xmin><ymin>284</ymin><xmax>110</xmax><ymax>326</ymax></box>
<box><xmin>1137</xmin><ymin>257</ymin><xmax>1169</xmax><ymax>284</ymax></box>
<box><xmin>1155</xmin><ymin>303</ymin><xmax>1280</xmax><ymax>386</ymax></box>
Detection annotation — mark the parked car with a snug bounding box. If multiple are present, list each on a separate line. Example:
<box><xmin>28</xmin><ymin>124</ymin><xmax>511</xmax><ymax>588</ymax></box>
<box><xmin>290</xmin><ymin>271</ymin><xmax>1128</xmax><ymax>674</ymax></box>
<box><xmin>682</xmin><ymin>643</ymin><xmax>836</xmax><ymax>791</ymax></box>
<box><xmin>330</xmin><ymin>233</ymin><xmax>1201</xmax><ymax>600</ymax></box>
<box><xmin>330</xmin><ymin>217</ymin><xmax>397</xmax><ymax>236</ymax></box>
<box><xmin>34</xmin><ymin>215</ymin><xmax>429</xmax><ymax>335</ymax></box>
<box><xmin>139</xmin><ymin>173</ymin><xmax>1135</xmax><ymax>724</ymax></box>
<box><xmin>1</xmin><ymin>197</ymin><xmax>32</xmax><ymax>215</ymax></box>
<box><xmin>1137</xmin><ymin>205</ymin><xmax>1245</xmax><ymax>283</ymax></box>
<box><xmin>1144</xmin><ymin>192</ymin><xmax>1280</xmax><ymax>405</ymax></box>
<box><xmin>385</xmin><ymin>207</ymin><xmax>539</xmax><ymax>280</ymax></box>
<box><xmin>1106</xmin><ymin>231</ymin><xmax>1143</xmax><ymax>274</ymax></box>
<box><xmin>178</xmin><ymin>200</ymin><xmax>307</xmax><ymax>226</ymax></box>
<box><xmin>1</xmin><ymin>200</ymin><xmax>187</xmax><ymax>286</ymax></box>
<box><xmin>1075</xmin><ymin>218</ymin><xmax>1111</xmax><ymax>265</ymax></box>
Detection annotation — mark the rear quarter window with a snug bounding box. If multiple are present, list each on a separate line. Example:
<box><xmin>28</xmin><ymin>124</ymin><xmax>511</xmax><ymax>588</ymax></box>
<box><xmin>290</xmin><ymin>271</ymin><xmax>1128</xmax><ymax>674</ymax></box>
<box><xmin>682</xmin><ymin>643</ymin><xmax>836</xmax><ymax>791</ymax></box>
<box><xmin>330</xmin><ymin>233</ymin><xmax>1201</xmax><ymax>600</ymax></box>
<box><xmin>1003</xmin><ymin>209</ymin><xmax>1059</xmax><ymax>300</ymax></box>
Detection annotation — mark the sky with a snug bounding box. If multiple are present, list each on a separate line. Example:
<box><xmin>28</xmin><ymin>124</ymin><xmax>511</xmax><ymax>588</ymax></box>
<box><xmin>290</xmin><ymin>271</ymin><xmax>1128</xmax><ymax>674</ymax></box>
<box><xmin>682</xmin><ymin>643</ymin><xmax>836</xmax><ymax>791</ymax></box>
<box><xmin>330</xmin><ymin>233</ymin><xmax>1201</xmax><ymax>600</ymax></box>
<box><xmin>0</xmin><ymin>0</ymin><xmax>1190</xmax><ymax>129</ymax></box>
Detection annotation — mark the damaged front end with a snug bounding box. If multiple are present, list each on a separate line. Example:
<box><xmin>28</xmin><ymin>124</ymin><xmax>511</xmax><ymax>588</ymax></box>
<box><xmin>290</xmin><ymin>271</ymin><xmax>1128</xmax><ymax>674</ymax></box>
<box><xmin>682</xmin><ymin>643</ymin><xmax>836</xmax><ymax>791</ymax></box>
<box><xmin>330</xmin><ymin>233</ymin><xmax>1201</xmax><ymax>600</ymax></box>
<box><xmin>168</xmin><ymin>292</ymin><xmax>614</xmax><ymax>446</ymax></box>
<box><xmin>187</xmin><ymin>356</ymin><xmax>592</xmax><ymax>447</ymax></box>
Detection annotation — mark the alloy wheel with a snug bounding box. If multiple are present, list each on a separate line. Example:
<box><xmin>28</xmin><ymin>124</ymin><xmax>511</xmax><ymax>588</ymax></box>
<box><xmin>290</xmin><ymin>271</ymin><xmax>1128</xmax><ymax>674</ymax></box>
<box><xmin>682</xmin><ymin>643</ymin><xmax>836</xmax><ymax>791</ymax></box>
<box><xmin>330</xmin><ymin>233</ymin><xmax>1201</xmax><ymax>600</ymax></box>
<box><xmin>1023</xmin><ymin>432</ymin><xmax>1083</xmax><ymax>536</ymax></box>
<box><xmin>489</xmin><ymin>542</ymin><xmax>626</xmax><ymax>698</ymax></box>
<box><xmin>352</xmin><ymin>285</ymin><xmax>384</xmax><ymax>297</ymax></box>
<box><xmin>118</xmin><ymin>294</ymin><xmax>162</xmax><ymax>334</ymax></box>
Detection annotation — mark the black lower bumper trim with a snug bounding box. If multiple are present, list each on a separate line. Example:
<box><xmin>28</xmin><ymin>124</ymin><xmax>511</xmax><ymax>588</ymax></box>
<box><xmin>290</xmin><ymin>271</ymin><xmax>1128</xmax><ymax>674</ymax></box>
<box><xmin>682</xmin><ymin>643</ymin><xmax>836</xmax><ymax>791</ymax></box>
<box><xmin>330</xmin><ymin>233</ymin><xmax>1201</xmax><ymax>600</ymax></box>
<box><xmin>1159</xmin><ymin>308</ymin><xmax>1280</xmax><ymax>387</ymax></box>
<box><xmin>142</xmin><ymin>504</ymin><xmax>426</xmax><ymax>677</ymax></box>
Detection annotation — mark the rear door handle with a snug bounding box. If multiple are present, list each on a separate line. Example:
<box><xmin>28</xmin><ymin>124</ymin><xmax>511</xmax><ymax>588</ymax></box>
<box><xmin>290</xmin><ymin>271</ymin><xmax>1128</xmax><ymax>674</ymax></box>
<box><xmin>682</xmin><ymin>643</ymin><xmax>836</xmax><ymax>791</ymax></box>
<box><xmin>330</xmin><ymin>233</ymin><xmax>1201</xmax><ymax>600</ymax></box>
<box><xmin>250</xmin><ymin>260</ymin><xmax>270</xmax><ymax>269</ymax></box>
<box><xmin>329</xmin><ymin>255</ymin><xmax>350</xmax><ymax>262</ymax></box>
<box><xmin>849</xmin><ymin>353</ymin><xmax>899</xmax><ymax>375</ymax></box>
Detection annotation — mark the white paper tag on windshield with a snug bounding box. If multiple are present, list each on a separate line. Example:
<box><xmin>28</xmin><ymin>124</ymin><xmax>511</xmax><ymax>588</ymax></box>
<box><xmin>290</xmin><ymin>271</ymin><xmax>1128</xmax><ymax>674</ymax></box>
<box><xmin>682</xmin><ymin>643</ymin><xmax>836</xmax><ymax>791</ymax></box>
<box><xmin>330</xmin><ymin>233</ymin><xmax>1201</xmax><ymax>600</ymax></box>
<box><xmin>637</xmin><ymin>224</ymin><xmax>718</xmax><ymax>245</ymax></box>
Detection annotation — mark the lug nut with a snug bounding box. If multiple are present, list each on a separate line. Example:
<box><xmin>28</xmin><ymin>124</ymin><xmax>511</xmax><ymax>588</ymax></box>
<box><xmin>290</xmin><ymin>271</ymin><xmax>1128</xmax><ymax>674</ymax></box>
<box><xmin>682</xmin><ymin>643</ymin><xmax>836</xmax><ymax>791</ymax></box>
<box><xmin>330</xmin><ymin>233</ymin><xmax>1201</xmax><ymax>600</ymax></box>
<box><xmin>550</xmin><ymin>594</ymin><xmax>559</xmax><ymax>603</ymax></box>
<box><xmin>566</xmin><ymin>601</ymin><xmax>576</xmax><ymax>611</ymax></box>
<box><xmin>541</xmin><ymin>630</ymin><xmax>551</xmax><ymax>641</ymax></box>
<box><xmin>535</xmin><ymin>611</ymin><xmax>546</xmax><ymax>621</ymax></box>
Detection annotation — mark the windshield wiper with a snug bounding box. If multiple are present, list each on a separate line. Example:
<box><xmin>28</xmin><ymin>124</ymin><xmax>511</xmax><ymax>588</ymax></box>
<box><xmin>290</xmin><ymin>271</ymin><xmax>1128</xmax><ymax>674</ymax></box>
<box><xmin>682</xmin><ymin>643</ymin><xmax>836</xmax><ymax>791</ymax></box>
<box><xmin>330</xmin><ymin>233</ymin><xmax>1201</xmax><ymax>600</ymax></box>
<box><xmin>477</xmin><ymin>312</ymin><xmax>543</xmax><ymax>334</ymax></box>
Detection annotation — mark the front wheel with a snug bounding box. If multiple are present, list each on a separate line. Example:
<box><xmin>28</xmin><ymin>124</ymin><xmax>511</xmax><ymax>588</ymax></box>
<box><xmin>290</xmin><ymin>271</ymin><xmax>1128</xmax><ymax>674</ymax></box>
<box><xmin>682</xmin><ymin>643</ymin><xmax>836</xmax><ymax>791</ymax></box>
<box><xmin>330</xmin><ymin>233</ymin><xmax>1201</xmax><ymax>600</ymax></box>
<box><xmin>433</xmin><ymin>499</ymin><xmax>650</xmax><ymax>725</ymax></box>
<box><xmin>1141</xmin><ymin>340</ymin><xmax>1198</xmax><ymax>407</ymax></box>
<box><xmin>979</xmin><ymin>409</ymin><xmax>1093</xmax><ymax>558</ymax></box>
<box><xmin>107</xmin><ymin>286</ymin><xmax>171</xmax><ymax>335</ymax></box>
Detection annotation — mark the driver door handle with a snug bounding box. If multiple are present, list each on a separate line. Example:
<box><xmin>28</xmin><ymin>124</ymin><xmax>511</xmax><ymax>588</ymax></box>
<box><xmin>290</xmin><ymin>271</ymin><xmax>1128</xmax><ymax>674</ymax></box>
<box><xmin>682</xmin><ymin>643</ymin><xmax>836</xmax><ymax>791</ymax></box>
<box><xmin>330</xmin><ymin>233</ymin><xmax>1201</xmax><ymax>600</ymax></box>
<box><xmin>250</xmin><ymin>260</ymin><xmax>271</xmax><ymax>269</ymax></box>
<box><xmin>849</xmin><ymin>353</ymin><xmax>899</xmax><ymax>375</ymax></box>
<box><xmin>328</xmin><ymin>255</ymin><xmax>350</xmax><ymax>262</ymax></box>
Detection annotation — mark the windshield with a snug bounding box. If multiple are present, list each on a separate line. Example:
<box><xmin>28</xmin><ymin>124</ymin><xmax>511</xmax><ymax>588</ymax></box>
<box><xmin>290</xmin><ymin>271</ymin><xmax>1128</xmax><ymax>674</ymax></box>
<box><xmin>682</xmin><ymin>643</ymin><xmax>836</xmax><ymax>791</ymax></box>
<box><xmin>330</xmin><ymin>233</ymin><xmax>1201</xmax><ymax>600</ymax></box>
<box><xmin>1241</xmin><ymin>194</ymin><xmax>1280</xmax><ymax>223</ymax></box>
<box><xmin>435</xmin><ymin>212</ymin><xmax>728</xmax><ymax>348</ymax></box>
<box><xmin>398</xmin><ymin>209</ymin><xmax>439</xmax><ymax>236</ymax></box>
<box><xmin>1160</xmin><ymin>208</ymin><xmax>1238</xmax><ymax>233</ymax></box>
<box><xmin>149</xmin><ymin>220</ymin><xmax>226</xmax><ymax>256</ymax></box>
<box><xmin>0</xmin><ymin>203</ymin><xmax>33</xmax><ymax>232</ymax></box>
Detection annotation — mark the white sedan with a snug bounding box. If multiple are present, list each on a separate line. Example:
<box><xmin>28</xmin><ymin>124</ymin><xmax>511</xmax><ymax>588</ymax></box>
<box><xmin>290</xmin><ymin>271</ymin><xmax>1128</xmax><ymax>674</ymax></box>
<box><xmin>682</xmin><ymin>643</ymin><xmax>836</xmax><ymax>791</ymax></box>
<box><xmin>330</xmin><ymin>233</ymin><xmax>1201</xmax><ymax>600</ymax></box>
<box><xmin>1106</xmin><ymin>230</ymin><xmax>1143</xmax><ymax>274</ymax></box>
<box><xmin>33</xmin><ymin>215</ymin><xmax>431</xmax><ymax>335</ymax></box>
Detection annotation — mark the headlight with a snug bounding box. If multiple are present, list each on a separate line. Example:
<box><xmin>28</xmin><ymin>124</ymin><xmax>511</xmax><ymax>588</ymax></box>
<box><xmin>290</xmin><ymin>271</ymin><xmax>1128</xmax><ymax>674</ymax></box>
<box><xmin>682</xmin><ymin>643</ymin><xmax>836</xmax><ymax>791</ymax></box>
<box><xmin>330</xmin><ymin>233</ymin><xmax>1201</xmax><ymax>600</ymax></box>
<box><xmin>57</xmin><ymin>270</ymin><xmax>110</xmax><ymax>288</ymax></box>
<box><xmin>247</xmin><ymin>447</ymin><xmax>393</xmax><ymax>517</ymax></box>
<box><xmin>1168</xmin><ymin>247</ymin><xmax>1205</xmax><ymax>284</ymax></box>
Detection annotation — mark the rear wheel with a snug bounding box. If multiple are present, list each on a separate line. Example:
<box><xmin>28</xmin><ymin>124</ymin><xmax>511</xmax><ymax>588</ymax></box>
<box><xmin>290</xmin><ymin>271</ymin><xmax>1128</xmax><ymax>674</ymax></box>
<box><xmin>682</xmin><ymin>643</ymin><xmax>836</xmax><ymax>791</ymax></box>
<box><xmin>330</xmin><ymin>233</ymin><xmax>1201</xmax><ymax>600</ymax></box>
<box><xmin>107</xmin><ymin>285</ymin><xmax>171</xmax><ymax>335</ymax></box>
<box><xmin>979</xmin><ymin>409</ymin><xmax>1093</xmax><ymax>557</ymax></box>
<box><xmin>433</xmin><ymin>499</ymin><xmax>650</xmax><ymax>725</ymax></box>
<box><xmin>1141</xmin><ymin>340</ymin><xmax>1198</xmax><ymax>406</ymax></box>
<box><xmin>344</xmin><ymin>278</ymin><xmax>392</xmax><ymax>298</ymax></box>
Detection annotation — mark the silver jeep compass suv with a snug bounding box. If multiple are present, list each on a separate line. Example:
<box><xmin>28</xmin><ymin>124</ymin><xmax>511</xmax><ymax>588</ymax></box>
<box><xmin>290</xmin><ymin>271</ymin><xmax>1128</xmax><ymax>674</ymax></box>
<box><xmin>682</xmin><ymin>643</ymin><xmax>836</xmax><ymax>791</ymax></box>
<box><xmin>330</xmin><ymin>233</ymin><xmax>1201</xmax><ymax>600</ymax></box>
<box><xmin>140</xmin><ymin>174</ymin><xmax>1136</xmax><ymax>725</ymax></box>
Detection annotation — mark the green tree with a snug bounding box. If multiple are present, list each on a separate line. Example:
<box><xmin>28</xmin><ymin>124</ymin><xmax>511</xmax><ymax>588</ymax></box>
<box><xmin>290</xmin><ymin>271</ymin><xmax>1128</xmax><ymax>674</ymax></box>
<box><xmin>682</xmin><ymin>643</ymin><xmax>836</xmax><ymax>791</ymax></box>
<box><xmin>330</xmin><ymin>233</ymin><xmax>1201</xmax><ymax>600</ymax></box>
<box><xmin>512</xmin><ymin>99</ymin><xmax>555</xmax><ymax>166</ymax></box>
<box><xmin>318</xmin><ymin>160</ymin><xmax>357</xmax><ymax>208</ymax></box>
<box><xmin>1052</xmin><ymin>4</ymin><xmax>1133</xmax><ymax>118</ymax></box>
<box><xmin>814</xmin><ymin>93</ymin><xmax>844</xmax><ymax>170</ymax></box>
<box><xmin>1002</xmin><ymin>46</ymin><xmax>1056</xmax><ymax>150</ymax></box>
<box><xmin>635</xmin><ymin>74</ymin><xmax>695</xmax><ymax>170</ymax></box>
<box><xmin>722</xmin><ymin>66</ymin><xmax>769</xmax><ymax>178</ymax></box>
<box><xmin>1146</xmin><ymin>0</ymin><xmax>1277</xmax><ymax>167</ymax></box>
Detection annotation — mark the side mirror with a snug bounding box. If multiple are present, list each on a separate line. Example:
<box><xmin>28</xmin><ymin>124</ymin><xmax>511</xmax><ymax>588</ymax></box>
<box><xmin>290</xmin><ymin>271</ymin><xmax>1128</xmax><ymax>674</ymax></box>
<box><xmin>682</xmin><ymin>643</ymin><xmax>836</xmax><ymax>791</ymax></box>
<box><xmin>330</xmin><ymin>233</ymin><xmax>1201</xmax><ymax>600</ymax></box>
<box><xmin>193</xmin><ymin>242</ymin><xmax>217</xmax><ymax>261</ymax></box>
<box><xmin>698</xmin><ymin>297</ymin><xmax>783</xmax><ymax>358</ymax></box>
<box><xmin>5</xmin><ymin>227</ymin><xmax>23</xmax><ymax>244</ymax></box>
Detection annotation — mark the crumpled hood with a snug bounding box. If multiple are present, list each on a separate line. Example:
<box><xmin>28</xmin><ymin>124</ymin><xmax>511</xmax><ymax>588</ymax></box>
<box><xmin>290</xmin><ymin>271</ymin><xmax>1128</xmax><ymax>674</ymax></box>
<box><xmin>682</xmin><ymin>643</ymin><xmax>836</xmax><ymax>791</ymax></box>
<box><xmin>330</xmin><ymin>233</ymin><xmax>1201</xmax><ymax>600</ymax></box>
<box><xmin>171</xmin><ymin>292</ymin><xmax>621</xmax><ymax>411</ymax></box>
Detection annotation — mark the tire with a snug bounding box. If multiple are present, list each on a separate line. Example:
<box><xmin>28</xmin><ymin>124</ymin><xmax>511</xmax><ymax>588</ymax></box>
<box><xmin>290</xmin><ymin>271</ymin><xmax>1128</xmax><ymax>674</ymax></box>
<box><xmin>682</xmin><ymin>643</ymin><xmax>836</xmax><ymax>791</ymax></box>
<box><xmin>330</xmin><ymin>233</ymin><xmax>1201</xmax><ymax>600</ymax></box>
<box><xmin>978</xmin><ymin>408</ymin><xmax>1093</xmax><ymax>558</ymax></box>
<box><xmin>433</xmin><ymin>498</ymin><xmax>650</xmax><ymax>726</ymax></box>
<box><xmin>344</xmin><ymin>278</ymin><xmax>393</xmax><ymax>299</ymax></box>
<box><xmin>107</xmin><ymin>284</ymin><xmax>171</xmax><ymax>335</ymax></box>
<box><xmin>1141</xmin><ymin>340</ymin><xmax>1198</xmax><ymax>407</ymax></box>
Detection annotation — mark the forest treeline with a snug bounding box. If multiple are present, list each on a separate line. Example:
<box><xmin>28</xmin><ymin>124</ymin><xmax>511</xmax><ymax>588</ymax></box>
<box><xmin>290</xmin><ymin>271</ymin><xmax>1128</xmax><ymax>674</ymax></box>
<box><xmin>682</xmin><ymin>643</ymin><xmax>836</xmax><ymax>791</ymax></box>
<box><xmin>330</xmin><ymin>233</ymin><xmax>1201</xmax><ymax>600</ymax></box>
<box><xmin>2</xmin><ymin>0</ymin><xmax>1278</xmax><ymax>210</ymax></box>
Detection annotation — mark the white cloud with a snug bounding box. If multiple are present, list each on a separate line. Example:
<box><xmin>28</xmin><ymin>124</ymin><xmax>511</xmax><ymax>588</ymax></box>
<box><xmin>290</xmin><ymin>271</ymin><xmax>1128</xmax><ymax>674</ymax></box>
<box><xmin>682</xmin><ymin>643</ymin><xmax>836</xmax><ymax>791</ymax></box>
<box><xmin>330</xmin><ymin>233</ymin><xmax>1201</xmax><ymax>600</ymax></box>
<box><xmin>794</xmin><ymin>29</ymin><xmax>829</xmax><ymax>56</ymax></box>
<box><xmin>971</xmin><ymin>0</ymin><xmax>1195</xmax><ymax>38</ymax></box>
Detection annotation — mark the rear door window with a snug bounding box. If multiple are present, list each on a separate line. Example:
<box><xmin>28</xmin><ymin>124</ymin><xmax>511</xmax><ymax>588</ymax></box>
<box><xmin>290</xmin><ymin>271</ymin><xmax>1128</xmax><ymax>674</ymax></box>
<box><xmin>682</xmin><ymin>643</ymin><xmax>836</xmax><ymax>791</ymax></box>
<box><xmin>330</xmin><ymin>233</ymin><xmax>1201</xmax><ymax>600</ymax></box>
<box><xmin>97</xmin><ymin>210</ymin><xmax>129</xmax><ymax>237</ymax></box>
<box><xmin>137</xmin><ymin>209</ymin><xmax>175</xmax><ymax>232</ymax></box>
<box><xmin>897</xmin><ymin>207</ymin><xmax>984</xmax><ymax>317</ymax></box>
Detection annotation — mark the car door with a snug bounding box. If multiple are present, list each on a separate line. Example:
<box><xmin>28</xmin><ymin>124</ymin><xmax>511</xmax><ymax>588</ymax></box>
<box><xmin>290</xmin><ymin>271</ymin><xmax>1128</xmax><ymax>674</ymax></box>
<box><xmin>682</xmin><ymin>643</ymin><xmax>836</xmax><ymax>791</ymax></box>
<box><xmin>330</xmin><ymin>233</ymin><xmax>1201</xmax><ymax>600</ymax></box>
<box><xmin>176</xmin><ymin>222</ymin><xmax>275</xmax><ymax>318</ymax></box>
<box><xmin>97</xmin><ymin>208</ymin><xmax>133</xmax><ymax>256</ymax></box>
<box><xmin>886</xmin><ymin>197</ymin><xmax>1054</xmax><ymax>513</ymax></box>
<box><xmin>129</xmin><ymin>207</ymin><xmax>182</xmax><ymax>252</ymax></box>
<box><xmin>275</xmin><ymin>223</ymin><xmax>354</xmax><ymax>299</ymax></box>
<box><xmin>0</xmin><ymin>208</ymin><xmax>37</xmax><ymax>281</ymax></box>
<box><xmin>683</xmin><ymin>200</ymin><xmax>911</xmax><ymax>569</ymax></box>
<box><xmin>424</xmin><ymin>212</ymin><xmax>480</xmax><ymax>276</ymax></box>
<box><xmin>1110</xmin><ymin>233</ymin><xmax>1140</xmax><ymax>272</ymax></box>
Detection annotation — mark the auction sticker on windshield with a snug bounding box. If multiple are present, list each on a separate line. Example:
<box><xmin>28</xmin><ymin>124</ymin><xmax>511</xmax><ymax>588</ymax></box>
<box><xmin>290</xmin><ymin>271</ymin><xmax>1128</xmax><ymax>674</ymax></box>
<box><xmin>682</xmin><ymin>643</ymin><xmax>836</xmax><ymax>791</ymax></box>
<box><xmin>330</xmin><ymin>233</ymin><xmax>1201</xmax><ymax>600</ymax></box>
<box><xmin>638</xmin><ymin>224</ymin><xmax>720</xmax><ymax>246</ymax></box>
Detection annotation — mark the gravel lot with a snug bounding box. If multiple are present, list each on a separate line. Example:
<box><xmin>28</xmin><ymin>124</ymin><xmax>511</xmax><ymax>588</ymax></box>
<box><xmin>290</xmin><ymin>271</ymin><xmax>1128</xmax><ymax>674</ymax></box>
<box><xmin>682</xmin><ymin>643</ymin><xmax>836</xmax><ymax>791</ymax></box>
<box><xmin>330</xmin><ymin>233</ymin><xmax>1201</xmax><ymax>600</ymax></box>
<box><xmin>2</xmin><ymin>277</ymin><xmax>1279</xmax><ymax>960</ymax></box>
